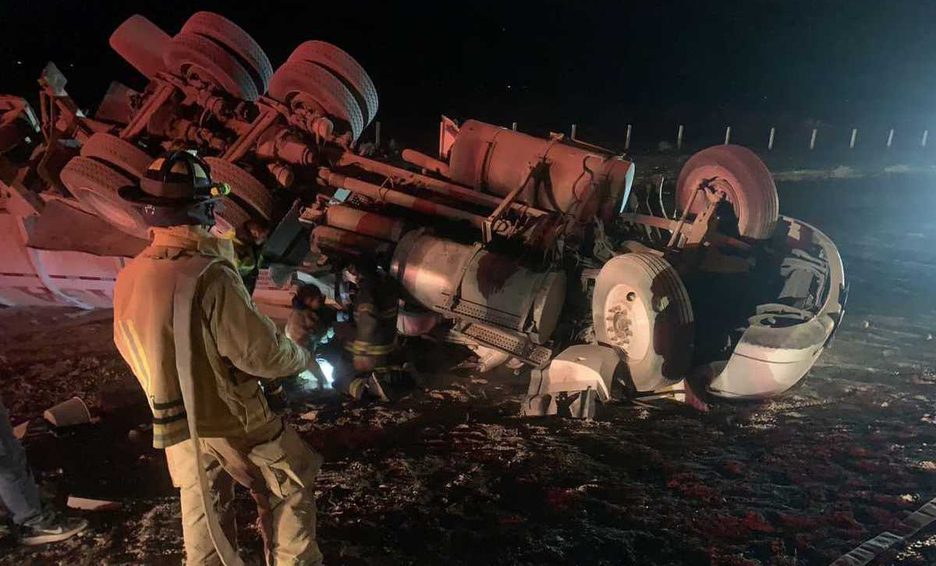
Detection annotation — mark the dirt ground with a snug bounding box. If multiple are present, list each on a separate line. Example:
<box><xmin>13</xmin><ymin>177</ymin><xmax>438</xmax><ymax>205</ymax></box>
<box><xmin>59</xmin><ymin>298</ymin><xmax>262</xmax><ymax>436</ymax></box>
<box><xmin>0</xmin><ymin>175</ymin><xmax>934</xmax><ymax>565</ymax></box>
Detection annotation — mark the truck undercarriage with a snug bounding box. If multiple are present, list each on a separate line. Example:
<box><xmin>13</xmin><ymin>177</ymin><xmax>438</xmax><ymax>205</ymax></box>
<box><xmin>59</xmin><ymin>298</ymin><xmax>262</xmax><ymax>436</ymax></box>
<box><xmin>0</xmin><ymin>12</ymin><xmax>845</xmax><ymax>415</ymax></box>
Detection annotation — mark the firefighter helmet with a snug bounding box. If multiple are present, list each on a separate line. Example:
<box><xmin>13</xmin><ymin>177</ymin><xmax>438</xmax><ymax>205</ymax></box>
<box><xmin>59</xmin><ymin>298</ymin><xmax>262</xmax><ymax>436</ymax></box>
<box><xmin>118</xmin><ymin>150</ymin><xmax>231</xmax><ymax>227</ymax></box>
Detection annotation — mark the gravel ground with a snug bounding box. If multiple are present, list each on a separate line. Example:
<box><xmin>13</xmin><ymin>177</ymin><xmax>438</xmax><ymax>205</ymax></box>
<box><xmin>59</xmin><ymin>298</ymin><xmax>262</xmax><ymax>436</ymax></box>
<box><xmin>0</xmin><ymin>175</ymin><xmax>934</xmax><ymax>565</ymax></box>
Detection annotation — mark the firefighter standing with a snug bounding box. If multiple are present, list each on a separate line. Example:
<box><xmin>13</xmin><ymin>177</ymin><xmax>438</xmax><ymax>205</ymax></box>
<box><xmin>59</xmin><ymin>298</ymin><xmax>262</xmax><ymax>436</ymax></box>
<box><xmin>112</xmin><ymin>152</ymin><xmax>323</xmax><ymax>565</ymax></box>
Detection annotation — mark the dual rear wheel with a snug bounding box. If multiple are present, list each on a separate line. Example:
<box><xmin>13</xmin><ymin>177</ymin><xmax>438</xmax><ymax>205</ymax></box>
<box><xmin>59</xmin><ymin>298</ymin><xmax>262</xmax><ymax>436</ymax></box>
<box><xmin>62</xmin><ymin>134</ymin><xmax>271</xmax><ymax>238</ymax></box>
<box><xmin>270</xmin><ymin>41</ymin><xmax>379</xmax><ymax>143</ymax></box>
<box><xmin>162</xmin><ymin>11</ymin><xmax>273</xmax><ymax>101</ymax></box>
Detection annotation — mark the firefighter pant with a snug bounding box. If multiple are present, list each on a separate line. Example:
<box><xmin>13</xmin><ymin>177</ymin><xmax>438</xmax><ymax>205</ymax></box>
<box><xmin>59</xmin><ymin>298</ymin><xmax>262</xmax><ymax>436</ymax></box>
<box><xmin>164</xmin><ymin>425</ymin><xmax>323</xmax><ymax>565</ymax></box>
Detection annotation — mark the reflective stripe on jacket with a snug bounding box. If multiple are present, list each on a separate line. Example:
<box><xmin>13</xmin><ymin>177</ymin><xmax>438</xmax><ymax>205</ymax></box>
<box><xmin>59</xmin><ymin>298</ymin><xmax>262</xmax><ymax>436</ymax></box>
<box><xmin>113</xmin><ymin>226</ymin><xmax>311</xmax><ymax>448</ymax></box>
<box><xmin>345</xmin><ymin>273</ymin><xmax>399</xmax><ymax>358</ymax></box>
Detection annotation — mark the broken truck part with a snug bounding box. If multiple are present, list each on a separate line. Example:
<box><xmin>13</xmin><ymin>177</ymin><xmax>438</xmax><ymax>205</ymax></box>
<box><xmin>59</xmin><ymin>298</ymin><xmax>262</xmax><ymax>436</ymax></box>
<box><xmin>0</xmin><ymin>12</ymin><xmax>846</xmax><ymax>409</ymax></box>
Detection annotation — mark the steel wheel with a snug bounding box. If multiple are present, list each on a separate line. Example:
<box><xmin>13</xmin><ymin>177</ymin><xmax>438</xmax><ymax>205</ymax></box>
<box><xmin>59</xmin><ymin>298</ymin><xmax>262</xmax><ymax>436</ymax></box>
<box><xmin>288</xmin><ymin>41</ymin><xmax>378</xmax><ymax>126</ymax></box>
<box><xmin>203</xmin><ymin>158</ymin><xmax>272</xmax><ymax>221</ymax></box>
<box><xmin>163</xmin><ymin>32</ymin><xmax>259</xmax><ymax>101</ymax></box>
<box><xmin>81</xmin><ymin>133</ymin><xmax>152</xmax><ymax>178</ymax></box>
<box><xmin>181</xmin><ymin>11</ymin><xmax>273</xmax><ymax>95</ymax></box>
<box><xmin>675</xmin><ymin>144</ymin><xmax>779</xmax><ymax>240</ymax></box>
<box><xmin>592</xmin><ymin>253</ymin><xmax>694</xmax><ymax>392</ymax></box>
<box><xmin>60</xmin><ymin>156</ymin><xmax>149</xmax><ymax>238</ymax></box>
<box><xmin>269</xmin><ymin>60</ymin><xmax>364</xmax><ymax>141</ymax></box>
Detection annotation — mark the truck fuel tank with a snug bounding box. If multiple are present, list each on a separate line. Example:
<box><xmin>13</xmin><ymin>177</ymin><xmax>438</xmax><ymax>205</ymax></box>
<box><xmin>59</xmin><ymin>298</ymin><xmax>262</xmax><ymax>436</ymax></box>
<box><xmin>447</xmin><ymin>120</ymin><xmax>634</xmax><ymax>223</ymax></box>
<box><xmin>390</xmin><ymin>232</ymin><xmax>566</xmax><ymax>344</ymax></box>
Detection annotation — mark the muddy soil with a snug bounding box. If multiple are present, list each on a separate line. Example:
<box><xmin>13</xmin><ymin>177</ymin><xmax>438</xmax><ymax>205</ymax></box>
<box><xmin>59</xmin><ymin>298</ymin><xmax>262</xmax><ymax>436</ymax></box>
<box><xmin>0</xmin><ymin>175</ymin><xmax>934</xmax><ymax>565</ymax></box>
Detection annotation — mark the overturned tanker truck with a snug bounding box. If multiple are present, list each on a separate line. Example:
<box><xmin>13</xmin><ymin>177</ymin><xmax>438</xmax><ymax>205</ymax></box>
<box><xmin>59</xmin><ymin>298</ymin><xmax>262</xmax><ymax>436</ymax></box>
<box><xmin>0</xmin><ymin>12</ymin><xmax>845</xmax><ymax>415</ymax></box>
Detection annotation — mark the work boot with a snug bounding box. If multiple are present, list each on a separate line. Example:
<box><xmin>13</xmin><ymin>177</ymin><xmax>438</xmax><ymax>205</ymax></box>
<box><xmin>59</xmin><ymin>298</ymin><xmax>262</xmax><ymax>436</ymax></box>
<box><xmin>346</xmin><ymin>374</ymin><xmax>390</xmax><ymax>402</ymax></box>
<box><xmin>347</xmin><ymin>376</ymin><xmax>368</xmax><ymax>400</ymax></box>
<box><xmin>19</xmin><ymin>510</ymin><xmax>88</xmax><ymax>546</ymax></box>
<box><xmin>365</xmin><ymin>373</ymin><xmax>390</xmax><ymax>403</ymax></box>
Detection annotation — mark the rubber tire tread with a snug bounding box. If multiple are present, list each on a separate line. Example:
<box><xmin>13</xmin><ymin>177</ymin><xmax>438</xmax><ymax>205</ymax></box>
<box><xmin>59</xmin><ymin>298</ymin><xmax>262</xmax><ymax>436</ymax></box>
<box><xmin>163</xmin><ymin>33</ymin><xmax>258</xmax><ymax>101</ymax></box>
<box><xmin>204</xmin><ymin>157</ymin><xmax>272</xmax><ymax>220</ymax></box>
<box><xmin>269</xmin><ymin>60</ymin><xmax>364</xmax><ymax>141</ymax></box>
<box><xmin>59</xmin><ymin>156</ymin><xmax>148</xmax><ymax>237</ymax></box>
<box><xmin>621</xmin><ymin>253</ymin><xmax>693</xmax><ymax>388</ymax></box>
<box><xmin>181</xmin><ymin>11</ymin><xmax>273</xmax><ymax>95</ymax></box>
<box><xmin>675</xmin><ymin>144</ymin><xmax>779</xmax><ymax>240</ymax></box>
<box><xmin>593</xmin><ymin>253</ymin><xmax>694</xmax><ymax>391</ymax></box>
<box><xmin>213</xmin><ymin>197</ymin><xmax>252</xmax><ymax>236</ymax></box>
<box><xmin>80</xmin><ymin>133</ymin><xmax>152</xmax><ymax>178</ymax></box>
<box><xmin>288</xmin><ymin>40</ymin><xmax>378</xmax><ymax>125</ymax></box>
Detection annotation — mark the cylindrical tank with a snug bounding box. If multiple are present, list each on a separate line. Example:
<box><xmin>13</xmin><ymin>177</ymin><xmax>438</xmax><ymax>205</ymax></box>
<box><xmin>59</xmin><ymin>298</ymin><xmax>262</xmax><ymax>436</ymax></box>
<box><xmin>390</xmin><ymin>232</ymin><xmax>566</xmax><ymax>344</ymax></box>
<box><xmin>325</xmin><ymin>205</ymin><xmax>406</xmax><ymax>242</ymax></box>
<box><xmin>447</xmin><ymin>120</ymin><xmax>635</xmax><ymax>222</ymax></box>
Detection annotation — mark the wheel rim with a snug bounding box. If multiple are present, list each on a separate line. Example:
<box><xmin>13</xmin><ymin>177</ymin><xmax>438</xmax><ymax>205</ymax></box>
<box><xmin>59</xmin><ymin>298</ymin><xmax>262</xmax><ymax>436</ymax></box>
<box><xmin>675</xmin><ymin>145</ymin><xmax>779</xmax><ymax>240</ymax></box>
<box><xmin>602</xmin><ymin>283</ymin><xmax>651</xmax><ymax>360</ymax></box>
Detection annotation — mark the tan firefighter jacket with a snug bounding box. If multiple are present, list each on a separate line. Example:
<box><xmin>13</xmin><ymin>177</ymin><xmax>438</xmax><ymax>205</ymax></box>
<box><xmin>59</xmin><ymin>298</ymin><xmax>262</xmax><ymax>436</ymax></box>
<box><xmin>113</xmin><ymin>226</ymin><xmax>312</xmax><ymax>448</ymax></box>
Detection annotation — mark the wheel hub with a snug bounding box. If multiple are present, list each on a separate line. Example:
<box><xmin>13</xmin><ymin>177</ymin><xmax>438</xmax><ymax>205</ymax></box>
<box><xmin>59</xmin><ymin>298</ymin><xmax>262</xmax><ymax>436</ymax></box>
<box><xmin>602</xmin><ymin>284</ymin><xmax>651</xmax><ymax>359</ymax></box>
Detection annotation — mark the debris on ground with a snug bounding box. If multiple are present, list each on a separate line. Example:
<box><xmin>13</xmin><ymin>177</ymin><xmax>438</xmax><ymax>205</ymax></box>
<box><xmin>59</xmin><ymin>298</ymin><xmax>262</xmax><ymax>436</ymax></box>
<box><xmin>1</xmin><ymin>177</ymin><xmax>934</xmax><ymax>564</ymax></box>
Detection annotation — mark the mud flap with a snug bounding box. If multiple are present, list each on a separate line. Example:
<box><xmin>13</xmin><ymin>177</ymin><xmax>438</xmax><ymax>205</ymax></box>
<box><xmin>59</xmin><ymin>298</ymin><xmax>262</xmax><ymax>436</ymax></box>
<box><xmin>520</xmin><ymin>344</ymin><xmax>618</xmax><ymax>419</ymax></box>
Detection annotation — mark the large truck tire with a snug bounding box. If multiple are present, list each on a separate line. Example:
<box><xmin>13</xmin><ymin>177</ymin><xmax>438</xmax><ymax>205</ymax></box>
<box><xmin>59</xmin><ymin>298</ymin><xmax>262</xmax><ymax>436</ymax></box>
<box><xmin>676</xmin><ymin>144</ymin><xmax>779</xmax><ymax>240</ymax></box>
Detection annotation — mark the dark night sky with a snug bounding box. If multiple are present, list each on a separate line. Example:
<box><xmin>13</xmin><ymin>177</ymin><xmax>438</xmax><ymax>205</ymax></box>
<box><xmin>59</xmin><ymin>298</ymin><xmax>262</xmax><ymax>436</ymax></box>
<box><xmin>2</xmin><ymin>1</ymin><xmax>935</xmax><ymax>151</ymax></box>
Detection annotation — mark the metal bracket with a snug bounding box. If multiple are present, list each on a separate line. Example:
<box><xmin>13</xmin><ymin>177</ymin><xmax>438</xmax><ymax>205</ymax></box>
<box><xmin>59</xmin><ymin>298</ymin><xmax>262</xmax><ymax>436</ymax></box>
<box><xmin>482</xmin><ymin>177</ymin><xmax>527</xmax><ymax>243</ymax></box>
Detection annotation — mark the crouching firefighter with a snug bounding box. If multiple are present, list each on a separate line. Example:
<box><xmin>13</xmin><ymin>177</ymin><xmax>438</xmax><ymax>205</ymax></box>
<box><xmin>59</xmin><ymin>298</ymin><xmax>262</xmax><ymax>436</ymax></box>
<box><xmin>112</xmin><ymin>151</ymin><xmax>324</xmax><ymax>566</ymax></box>
<box><xmin>338</xmin><ymin>260</ymin><xmax>401</xmax><ymax>401</ymax></box>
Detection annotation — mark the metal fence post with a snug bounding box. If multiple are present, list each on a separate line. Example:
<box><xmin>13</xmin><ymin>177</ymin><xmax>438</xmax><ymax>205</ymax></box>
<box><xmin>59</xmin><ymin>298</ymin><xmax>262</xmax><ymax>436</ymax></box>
<box><xmin>676</xmin><ymin>124</ymin><xmax>684</xmax><ymax>151</ymax></box>
<box><xmin>571</xmin><ymin>123</ymin><xmax>577</xmax><ymax>139</ymax></box>
<box><xmin>724</xmin><ymin>126</ymin><xmax>731</xmax><ymax>145</ymax></box>
<box><xmin>768</xmin><ymin>127</ymin><xmax>775</xmax><ymax>150</ymax></box>
<box><xmin>849</xmin><ymin>128</ymin><xmax>857</xmax><ymax>149</ymax></box>
<box><xmin>809</xmin><ymin>128</ymin><xmax>817</xmax><ymax>150</ymax></box>
<box><xmin>624</xmin><ymin>124</ymin><xmax>632</xmax><ymax>151</ymax></box>
<box><xmin>887</xmin><ymin>128</ymin><xmax>894</xmax><ymax>148</ymax></box>
<box><xmin>511</xmin><ymin>121</ymin><xmax>517</xmax><ymax>131</ymax></box>
<box><xmin>923</xmin><ymin>130</ymin><xmax>929</xmax><ymax>148</ymax></box>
